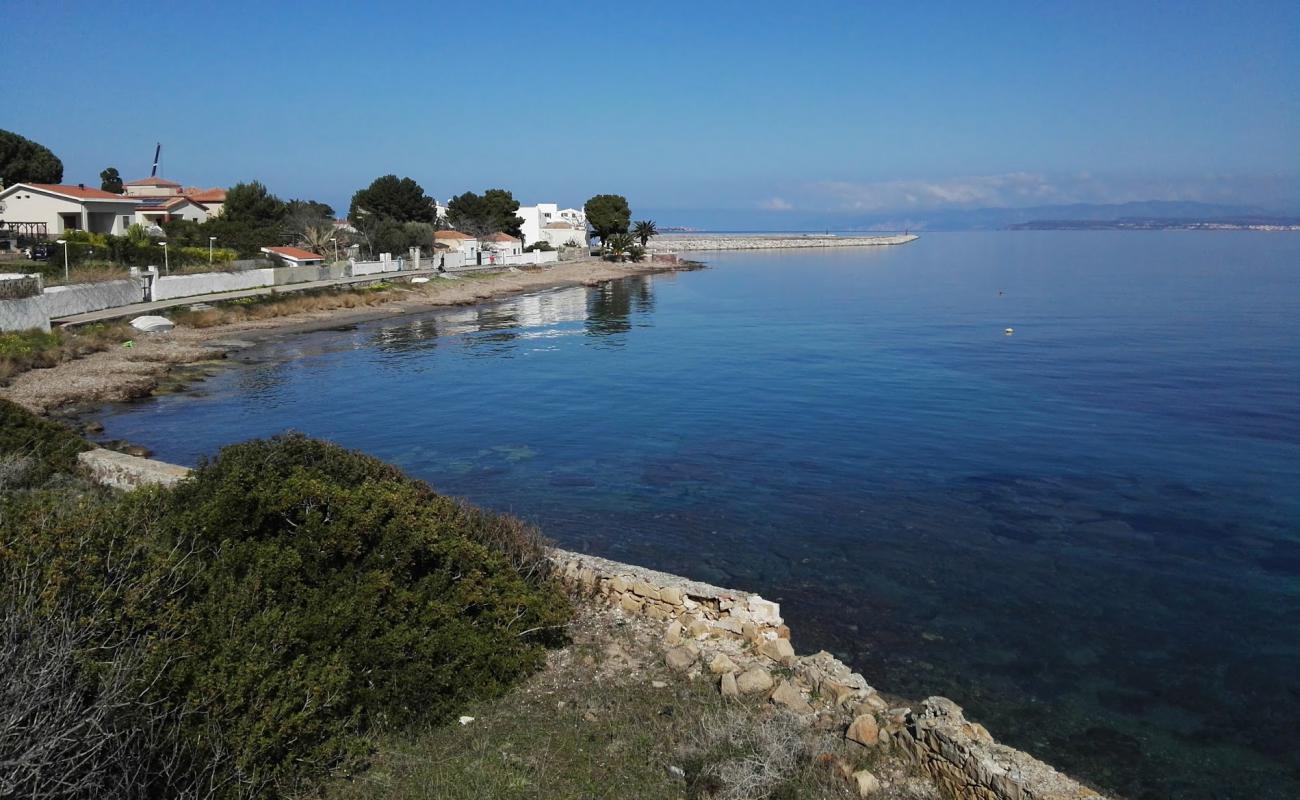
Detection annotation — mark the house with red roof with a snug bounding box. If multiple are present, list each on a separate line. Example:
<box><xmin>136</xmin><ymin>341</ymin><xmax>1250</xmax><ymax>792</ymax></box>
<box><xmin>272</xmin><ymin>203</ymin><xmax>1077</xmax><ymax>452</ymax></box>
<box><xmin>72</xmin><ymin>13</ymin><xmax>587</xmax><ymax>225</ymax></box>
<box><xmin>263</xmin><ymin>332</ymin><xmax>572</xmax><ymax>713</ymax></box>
<box><xmin>0</xmin><ymin>183</ymin><xmax>142</xmax><ymax>236</ymax></box>
<box><xmin>482</xmin><ymin>231</ymin><xmax>522</xmax><ymax>257</ymax></box>
<box><xmin>260</xmin><ymin>246</ymin><xmax>325</xmax><ymax>266</ymax></box>
<box><xmin>125</xmin><ymin>177</ymin><xmax>228</xmax><ymax>219</ymax></box>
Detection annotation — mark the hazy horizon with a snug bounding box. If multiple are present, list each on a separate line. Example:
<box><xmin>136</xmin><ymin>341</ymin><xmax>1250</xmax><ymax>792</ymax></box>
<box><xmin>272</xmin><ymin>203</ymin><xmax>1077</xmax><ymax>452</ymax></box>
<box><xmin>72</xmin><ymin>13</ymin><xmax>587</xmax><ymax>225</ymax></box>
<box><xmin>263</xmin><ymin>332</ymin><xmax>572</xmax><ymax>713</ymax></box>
<box><xmin>8</xmin><ymin>1</ymin><xmax>1298</xmax><ymax>225</ymax></box>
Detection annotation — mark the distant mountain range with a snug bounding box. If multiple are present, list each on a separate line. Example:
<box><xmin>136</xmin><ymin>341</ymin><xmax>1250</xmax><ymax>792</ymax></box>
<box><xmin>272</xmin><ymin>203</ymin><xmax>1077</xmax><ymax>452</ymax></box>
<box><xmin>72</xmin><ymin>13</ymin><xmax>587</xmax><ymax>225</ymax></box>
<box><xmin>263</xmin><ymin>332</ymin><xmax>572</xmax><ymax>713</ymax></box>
<box><xmin>654</xmin><ymin>200</ymin><xmax>1300</xmax><ymax>233</ymax></box>
<box><xmin>847</xmin><ymin>201</ymin><xmax>1300</xmax><ymax>232</ymax></box>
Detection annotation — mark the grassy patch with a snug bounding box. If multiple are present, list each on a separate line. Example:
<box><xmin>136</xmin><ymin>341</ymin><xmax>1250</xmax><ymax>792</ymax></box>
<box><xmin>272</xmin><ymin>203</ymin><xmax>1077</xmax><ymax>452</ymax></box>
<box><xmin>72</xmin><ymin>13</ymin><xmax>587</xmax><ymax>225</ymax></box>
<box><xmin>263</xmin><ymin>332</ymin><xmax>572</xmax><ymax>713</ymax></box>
<box><xmin>0</xmin><ymin>323</ymin><xmax>134</xmax><ymax>384</ymax></box>
<box><xmin>169</xmin><ymin>271</ymin><xmax>513</xmax><ymax>329</ymax></box>
<box><xmin>325</xmin><ymin>611</ymin><xmax>873</xmax><ymax>800</ymax></box>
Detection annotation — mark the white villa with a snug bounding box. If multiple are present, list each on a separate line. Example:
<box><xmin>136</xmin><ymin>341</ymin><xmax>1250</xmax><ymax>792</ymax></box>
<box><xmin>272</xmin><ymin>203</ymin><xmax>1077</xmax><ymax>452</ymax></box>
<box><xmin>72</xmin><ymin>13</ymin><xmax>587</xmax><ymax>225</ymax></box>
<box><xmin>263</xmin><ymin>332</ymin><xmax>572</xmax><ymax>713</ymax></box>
<box><xmin>0</xmin><ymin>183</ymin><xmax>141</xmax><ymax>236</ymax></box>
<box><xmin>516</xmin><ymin>203</ymin><xmax>588</xmax><ymax>249</ymax></box>
<box><xmin>433</xmin><ymin>229</ymin><xmax>479</xmax><ymax>259</ymax></box>
<box><xmin>481</xmin><ymin>232</ymin><xmax>522</xmax><ymax>257</ymax></box>
<box><xmin>0</xmin><ymin>177</ymin><xmax>228</xmax><ymax>238</ymax></box>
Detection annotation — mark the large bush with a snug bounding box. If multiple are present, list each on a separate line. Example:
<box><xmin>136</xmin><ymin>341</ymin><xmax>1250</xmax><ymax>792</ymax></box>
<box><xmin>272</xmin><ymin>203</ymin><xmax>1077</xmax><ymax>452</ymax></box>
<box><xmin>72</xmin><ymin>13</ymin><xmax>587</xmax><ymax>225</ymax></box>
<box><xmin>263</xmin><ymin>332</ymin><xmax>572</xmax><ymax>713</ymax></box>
<box><xmin>0</xmin><ymin>432</ymin><xmax>571</xmax><ymax>797</ymax></box>
<box><xmin>0</xmin><ymin>397</ymin><xmax>90</xmax><ymax>487</ymax></box>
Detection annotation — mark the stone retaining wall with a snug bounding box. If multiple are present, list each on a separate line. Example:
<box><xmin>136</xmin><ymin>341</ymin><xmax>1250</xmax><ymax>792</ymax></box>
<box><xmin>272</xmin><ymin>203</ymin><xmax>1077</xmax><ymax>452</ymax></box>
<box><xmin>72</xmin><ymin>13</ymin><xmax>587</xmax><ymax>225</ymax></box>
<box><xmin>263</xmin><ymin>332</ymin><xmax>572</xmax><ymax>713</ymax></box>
<box><xmin>83</xmin><ymin>453</ymin><xmax>1106</xmax><ymax>800</ymax></box>
<box><xmin>651</xmin><ymin>234</ymin><xmax>918</xmax><ymax>252</ymax></box>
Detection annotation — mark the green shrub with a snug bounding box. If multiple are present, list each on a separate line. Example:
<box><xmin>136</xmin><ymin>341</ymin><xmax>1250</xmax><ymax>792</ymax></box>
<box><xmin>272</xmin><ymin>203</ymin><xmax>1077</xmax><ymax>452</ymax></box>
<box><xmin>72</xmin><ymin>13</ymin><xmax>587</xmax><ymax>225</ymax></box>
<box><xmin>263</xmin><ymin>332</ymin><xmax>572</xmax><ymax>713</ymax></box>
<box><xmin>0</xmin><ymin>433</ymin><xmax>571</xmax><ymax>797</ymax></box>
<box><xmin>0</xmin><ymin>398</ymin><xmax>90</xmax><ymax>486</ymax></box>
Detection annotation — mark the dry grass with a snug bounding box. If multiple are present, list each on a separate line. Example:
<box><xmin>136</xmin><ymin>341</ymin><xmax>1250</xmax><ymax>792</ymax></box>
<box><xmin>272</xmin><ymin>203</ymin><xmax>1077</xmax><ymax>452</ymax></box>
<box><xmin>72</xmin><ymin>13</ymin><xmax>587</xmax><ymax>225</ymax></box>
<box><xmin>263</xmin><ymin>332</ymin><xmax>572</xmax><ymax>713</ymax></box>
<box><xmin>170</xmin><ymin>271</ymin><xmax>514</xmax><ymax>330</ymax></box>
<box><xmin>0</xmin><ymin>324</ymin><xmax>134</xmax><ymax>385</ymax></box>
<box><xmin>171</xmin><ymin>283</ymin><xmax>405</xmax><ymax>328</ymax></box>
<box><xmin>322</xmin><ymin>606</ymin><xmax>913</xmax><ymax>800</ymax></box>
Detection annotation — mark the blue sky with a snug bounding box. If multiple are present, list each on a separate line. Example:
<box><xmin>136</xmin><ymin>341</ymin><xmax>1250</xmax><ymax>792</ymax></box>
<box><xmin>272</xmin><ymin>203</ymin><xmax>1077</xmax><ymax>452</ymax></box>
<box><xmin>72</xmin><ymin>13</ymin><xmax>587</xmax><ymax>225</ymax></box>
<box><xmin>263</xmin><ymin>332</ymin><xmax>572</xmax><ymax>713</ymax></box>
<box><xmin>7</xmin><ymin>1</ymin><xmax>1298</xmax><ymax>225</ymax></box>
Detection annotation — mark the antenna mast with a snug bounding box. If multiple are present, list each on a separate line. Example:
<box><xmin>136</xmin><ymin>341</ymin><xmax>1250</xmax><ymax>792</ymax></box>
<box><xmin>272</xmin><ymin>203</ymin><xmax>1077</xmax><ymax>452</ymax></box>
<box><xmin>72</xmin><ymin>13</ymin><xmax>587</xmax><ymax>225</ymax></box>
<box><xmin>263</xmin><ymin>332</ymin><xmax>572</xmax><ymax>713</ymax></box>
<box><xmin>150</xmin><ymin>143</ymin><xmax>161</xmax><ymax>177</ymax></box>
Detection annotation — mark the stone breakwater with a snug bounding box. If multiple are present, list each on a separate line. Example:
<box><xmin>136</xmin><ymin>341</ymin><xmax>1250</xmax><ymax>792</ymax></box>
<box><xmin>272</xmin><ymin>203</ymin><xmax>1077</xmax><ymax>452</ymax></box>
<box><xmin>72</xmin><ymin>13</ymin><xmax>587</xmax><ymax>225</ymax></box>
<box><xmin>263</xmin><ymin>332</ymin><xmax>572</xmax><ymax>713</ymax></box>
<box><xmin>553</xmin><ymin>549</ymin><xmax>1106</xmax><ymax>800</ymax></box>
<box><xmin>78</xmin><ymin>451</ymin><xmax>1104</xmax><ymax>800</ymax></box>
<box><xmin>650</xmin><ymin>234</ymin><xmax>918</xmax><ymax>252</ymax></box>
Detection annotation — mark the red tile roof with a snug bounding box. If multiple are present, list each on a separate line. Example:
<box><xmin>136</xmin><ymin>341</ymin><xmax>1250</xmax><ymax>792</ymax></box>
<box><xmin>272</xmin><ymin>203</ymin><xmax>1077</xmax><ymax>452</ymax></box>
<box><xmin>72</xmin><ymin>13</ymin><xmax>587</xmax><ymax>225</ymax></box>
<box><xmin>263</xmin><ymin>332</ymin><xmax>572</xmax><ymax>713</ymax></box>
<box><xmin>434</xmin><ymin>230</ymin><xmax>474</xmax><ymax>239</ymax></box>
<box><xmin>483</xmin><ymin>232</ymin><xmax>520</xmax><ymax>242</ymax></box>
<box><xmin>125</xmin><ymin>176</ymin><xmax>182</xmax><ymax>187</ymax></box>
<box><xmin>262</xmin><ymin>246</ymin><xmax>324</xmax><ymax>261</ymax></box>
<box><xmin>185</xmin><ymin>188</ymin><xmax>226</xmax><ymax>202</ymax></box>
<box><xmin>20</xmin><ymin>183</ymin><xmax>139</xmax><ymax>202</ymax></box>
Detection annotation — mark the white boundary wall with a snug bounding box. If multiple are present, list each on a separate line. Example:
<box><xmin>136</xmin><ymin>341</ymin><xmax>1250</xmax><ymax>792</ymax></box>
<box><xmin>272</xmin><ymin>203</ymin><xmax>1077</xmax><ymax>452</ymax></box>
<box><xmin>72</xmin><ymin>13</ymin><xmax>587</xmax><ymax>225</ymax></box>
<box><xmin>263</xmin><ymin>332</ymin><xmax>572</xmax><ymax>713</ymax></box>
<box><xmin>43</xmin><ymin>279</ymin><xmax>146</xmax><ymax>318</ymax></box>
<box><xmin>152</xmin><ymin>269</ymin><xmax>276</xmax><ymax>301</ymax></box>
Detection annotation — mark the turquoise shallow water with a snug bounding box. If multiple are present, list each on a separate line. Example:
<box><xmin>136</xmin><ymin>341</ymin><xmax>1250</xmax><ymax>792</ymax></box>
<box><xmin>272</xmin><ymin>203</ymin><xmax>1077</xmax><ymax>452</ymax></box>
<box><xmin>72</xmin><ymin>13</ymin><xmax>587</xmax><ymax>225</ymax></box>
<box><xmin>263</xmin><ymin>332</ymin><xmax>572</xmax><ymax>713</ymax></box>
<box><xmin>92</xmin><ymin>232</ymin><xmax>1300</xmax><ymax>799</ymax></box>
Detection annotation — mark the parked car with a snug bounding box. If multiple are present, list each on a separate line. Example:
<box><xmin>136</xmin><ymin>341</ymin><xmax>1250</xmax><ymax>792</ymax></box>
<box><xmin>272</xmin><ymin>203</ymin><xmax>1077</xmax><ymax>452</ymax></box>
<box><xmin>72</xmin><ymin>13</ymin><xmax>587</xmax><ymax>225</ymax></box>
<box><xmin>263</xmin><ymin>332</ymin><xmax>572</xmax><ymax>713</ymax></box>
<box><xmin>26</xmin><ymin>243</ymin><xmax>53</xmax><ymax>261</ymax></box>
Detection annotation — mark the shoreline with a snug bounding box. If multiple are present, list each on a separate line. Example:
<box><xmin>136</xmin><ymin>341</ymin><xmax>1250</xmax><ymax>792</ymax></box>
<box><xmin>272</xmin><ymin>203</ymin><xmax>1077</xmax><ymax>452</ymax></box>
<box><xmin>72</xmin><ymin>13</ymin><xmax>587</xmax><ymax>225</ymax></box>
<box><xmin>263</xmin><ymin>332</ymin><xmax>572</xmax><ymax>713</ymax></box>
<box><xmin>1</xmin><ymin>257</ymin><xmax>698</xmax><ymax>416</ymax></box>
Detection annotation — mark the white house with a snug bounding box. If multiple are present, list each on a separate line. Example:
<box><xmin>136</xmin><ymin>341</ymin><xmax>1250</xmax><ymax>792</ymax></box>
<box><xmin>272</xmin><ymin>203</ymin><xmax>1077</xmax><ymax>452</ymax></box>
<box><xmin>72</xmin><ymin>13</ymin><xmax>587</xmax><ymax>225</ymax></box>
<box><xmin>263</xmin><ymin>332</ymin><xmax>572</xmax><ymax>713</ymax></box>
<box><xmin>123</xmin><ymin>176</ymin><xmax>184</xmax><ymax>197</ymax></box>
<box><xmin>261</xmin><ymin>246</ymin><xmax>325</xmax><ymax>266</ymax></box>
<box><xmin>0</xmin><ymin>183</ymin><xmax>141</xmax><ymax>236</ymax></box>
<box><xmin>516</xmin><ymin>203</ymin><xmax>588</xmax><ymax>248</ymax></box>
<box><xmin>135</xmin><ymin>195</ymin><xmax>210</xmax><ymax>226</ymax></box>
<box><xmin>539</xmin><ymin>221</ymin><xmax>586</xmax><ymax>249</ymax></box>
<box><xmin>125</xmin><ymin>177</ymin><xmax>226</xmax><ymax>219</ymax></box>
<box><xmin>481</xmin><ymin>232</ymin><xmax>522</xmax><ymax>257</ymax></box>
<box><xmin>434</xmin><ymin>229</ymin><xmax>479</xmax><ymax>259</ymax></box>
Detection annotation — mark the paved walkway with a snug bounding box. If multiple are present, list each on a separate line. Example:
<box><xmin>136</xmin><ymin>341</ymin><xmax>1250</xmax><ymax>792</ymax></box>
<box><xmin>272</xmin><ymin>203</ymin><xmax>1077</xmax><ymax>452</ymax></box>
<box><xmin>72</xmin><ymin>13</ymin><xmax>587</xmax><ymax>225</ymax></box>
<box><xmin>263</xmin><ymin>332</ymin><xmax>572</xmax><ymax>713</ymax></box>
<box><xmin>53</xmin><ymin>269</ymin><xmax>444</xmax><ymax>326</ymax></box>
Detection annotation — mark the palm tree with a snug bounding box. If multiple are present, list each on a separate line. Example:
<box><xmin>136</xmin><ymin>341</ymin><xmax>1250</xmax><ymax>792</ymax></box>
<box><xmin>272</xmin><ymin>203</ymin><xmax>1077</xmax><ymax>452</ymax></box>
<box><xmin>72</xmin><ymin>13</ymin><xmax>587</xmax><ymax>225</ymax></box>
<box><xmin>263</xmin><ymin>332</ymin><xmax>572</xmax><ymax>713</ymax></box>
<box><xmin>632</xmin><ymin>219</ymin><xmax>658</xmax><ymax>248</ymax></box>
<box><xmin>604</xmin><ymin>233</ymin><xmax>635</xmax><ymax>262</ymax></box>
<box><xmin>299</xmin><ymin>225</ymin><xmax>339</xmax><ymax>259</ymax></box>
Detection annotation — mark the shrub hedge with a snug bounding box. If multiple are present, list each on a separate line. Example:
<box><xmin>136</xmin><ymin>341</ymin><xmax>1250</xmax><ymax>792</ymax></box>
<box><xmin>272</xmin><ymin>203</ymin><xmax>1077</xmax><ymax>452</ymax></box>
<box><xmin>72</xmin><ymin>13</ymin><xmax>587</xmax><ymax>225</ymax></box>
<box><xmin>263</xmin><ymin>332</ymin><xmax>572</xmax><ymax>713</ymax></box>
<box><xmin>0</xmin><ymin>428</ymin><xmax>571</xmax><ymax>798</ymax></box>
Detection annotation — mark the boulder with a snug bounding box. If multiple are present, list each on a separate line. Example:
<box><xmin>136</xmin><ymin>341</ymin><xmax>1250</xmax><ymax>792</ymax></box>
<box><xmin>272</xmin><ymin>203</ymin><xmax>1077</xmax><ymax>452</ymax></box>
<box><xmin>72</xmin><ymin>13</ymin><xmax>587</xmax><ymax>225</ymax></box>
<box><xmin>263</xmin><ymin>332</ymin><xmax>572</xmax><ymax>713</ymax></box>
<box><xmin>665</xmin><ymin>620</ymin><xmax>684</xmax><ymax>646</ymax></box>
<box><xmin>769</xmin><ymin>680</ymin><xmax>814</xmax><ymax>714</ymax></box>
<box><xmin>736</xmin><ymin>666</ymin><xmax>774</xmax><ymax>695</ymax></box>
<box><xmin>660</xmin><ymin>586</ymin><xmax>684</xmax><ymax>606</ymax></box>
<box><xmin>846</xmin><ymin>714</ymin><xmax>880</xmax><ymax>747</ymax></box>
<box><xmin>853</xmin><ymin>769</ymin><xmax>882</xmax><ymax>797</ymax></box>
<box><xmin>665</xmin><ymin>645</ymin><xmax>699</xmax><ymax>673</ymax></box>
<box><xmin>759</xmin><ymin>637</ymin><xmax>796</xmax><ymax>666</ymax></box>
<box><xmin>720</xmin><ymin>672</ymin><xmax>739</xmax><ymax>699</ymax></box>
<box><xmin>620</xmin><ymin>594</ymin><xmax>644</xmax><ymax>614</ymax></box>
<box><xmin>708</xmin><ymin>653</ymin><xmax>739</xmax><ymax>674</ymax></box>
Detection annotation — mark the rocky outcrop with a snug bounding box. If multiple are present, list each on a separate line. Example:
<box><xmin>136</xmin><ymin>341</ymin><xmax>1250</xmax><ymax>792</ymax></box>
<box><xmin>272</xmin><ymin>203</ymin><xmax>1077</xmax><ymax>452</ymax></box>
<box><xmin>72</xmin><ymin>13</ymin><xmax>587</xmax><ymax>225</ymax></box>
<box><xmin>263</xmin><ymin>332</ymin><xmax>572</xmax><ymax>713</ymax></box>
<box><xmin>550</xmin><ymin>549</ymin><xmax>1108</xmax><ymax>800</ymax></box>
<box><xmin>76</xmin><ymin>448</ymin><xmax>191</xmax><ymax>489</ymax></box>
<box><xmin>85</xmin><ymin>454</ymin><xmax>1108</xmax><ymax>800</ymax></box>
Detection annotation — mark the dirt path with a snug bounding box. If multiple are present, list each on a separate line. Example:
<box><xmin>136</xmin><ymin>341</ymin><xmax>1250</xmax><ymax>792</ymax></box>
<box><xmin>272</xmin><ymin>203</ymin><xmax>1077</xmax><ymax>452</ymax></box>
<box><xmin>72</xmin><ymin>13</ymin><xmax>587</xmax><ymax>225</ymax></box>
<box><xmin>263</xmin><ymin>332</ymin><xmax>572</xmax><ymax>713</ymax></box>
<box><xmin>2</xmin><ymin>259</ymin><xmax>694</xmax><ymax>415</ymax></box>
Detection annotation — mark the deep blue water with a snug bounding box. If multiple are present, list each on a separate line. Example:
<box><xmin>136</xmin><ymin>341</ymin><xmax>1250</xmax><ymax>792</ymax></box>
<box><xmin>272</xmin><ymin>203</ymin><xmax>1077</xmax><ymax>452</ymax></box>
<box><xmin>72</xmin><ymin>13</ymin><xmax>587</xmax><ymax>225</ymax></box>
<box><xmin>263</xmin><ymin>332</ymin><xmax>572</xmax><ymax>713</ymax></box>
<box><xmin>93</xmin><ymin>232</ymin><xmax>1300</xmax><ymax>799</ymax></box>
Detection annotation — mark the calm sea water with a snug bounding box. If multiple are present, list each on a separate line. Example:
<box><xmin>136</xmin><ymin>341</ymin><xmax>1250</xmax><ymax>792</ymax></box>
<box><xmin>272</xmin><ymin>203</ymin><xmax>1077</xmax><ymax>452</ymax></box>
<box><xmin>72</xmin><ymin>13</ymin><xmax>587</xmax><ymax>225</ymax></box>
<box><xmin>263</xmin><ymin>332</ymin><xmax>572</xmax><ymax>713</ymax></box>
<box><xmin>92</xmin><ymin>232</ymin><xmax>1300</xmax><ymax>799</ymax></box>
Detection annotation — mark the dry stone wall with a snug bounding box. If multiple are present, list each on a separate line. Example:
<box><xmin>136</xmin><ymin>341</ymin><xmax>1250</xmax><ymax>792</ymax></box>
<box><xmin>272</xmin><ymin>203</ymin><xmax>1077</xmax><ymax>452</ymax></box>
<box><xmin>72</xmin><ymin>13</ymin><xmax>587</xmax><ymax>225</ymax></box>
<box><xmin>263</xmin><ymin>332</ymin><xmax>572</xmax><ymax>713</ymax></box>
<box><xmin>551</xmin><ymin>549</ymin><xmax>1107</xmax><ymax>800</ymax></box>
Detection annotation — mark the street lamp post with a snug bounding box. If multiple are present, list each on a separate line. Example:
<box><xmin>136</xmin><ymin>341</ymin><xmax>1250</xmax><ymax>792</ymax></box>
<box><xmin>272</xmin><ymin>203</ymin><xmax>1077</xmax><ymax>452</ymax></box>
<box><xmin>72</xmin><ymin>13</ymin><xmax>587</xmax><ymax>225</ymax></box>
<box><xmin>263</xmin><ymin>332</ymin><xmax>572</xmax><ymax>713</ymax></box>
<box><xmin>330</xmin><ymin>237</ymin><xmax>338</xmax><ymax>263</ymax></box>
<box><xmin>55</xmin><ymin>239</ymin><xmax>68</xmax><ymax>282</ymax></box>
<box><xmin>209</xmin><ymin>236</ymin><xmax>216</xmax><ymax>264</ymax></box>
<box><xmin>160</xmin><ymin>241</ymin><xmax>169</xmax><ymax>274</ymax></box>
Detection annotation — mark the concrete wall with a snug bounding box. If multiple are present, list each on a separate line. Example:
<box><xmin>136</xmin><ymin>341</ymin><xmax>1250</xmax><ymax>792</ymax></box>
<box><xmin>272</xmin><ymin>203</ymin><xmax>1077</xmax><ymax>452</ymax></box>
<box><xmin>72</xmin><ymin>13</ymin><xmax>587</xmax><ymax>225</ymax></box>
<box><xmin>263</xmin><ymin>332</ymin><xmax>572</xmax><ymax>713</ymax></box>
<box><xmin>151</xmin><ymin>269</ymin><xmax>276</xmax><ymax>301</ymax></box>
<box><xmin>0</xmin><ymin>274</ymin><xmax>50</xmax><ymax>332</ymax></box>
<box><xmin>271</xmin><ymin>263</ymin><xmax>348</xmax><ymax>285</ymax></box>
<box><xmin>44</xmin><ymin>278</ymin><xmax>146</xmax><ymax>319</ymax></box>
<box><xmin>349</xmin><ymin>256</ymin><xmax>405</xmax><ymax>276</ymax></box>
